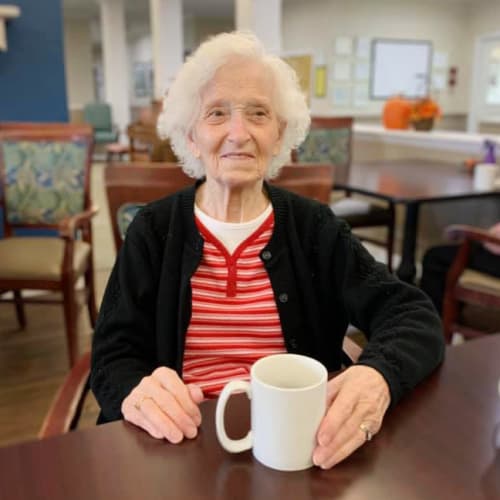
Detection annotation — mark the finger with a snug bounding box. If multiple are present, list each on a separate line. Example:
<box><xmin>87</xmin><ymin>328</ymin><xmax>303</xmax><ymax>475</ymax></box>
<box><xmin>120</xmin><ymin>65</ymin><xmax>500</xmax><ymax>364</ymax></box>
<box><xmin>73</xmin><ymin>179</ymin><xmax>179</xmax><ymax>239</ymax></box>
<box><xmin>153</xmin><ymin>368</ymin><xmax>202</xmax><ymax>425</ymax></box>
<box><xmin>326</xmin><ymin>375</ymin><xmax>343</xmax><ymax>406</ymax></box>
<box><xmin>187</xmin><ymin>383</ymin><xmax>204</xmax><ymax>404</ymax></box>
<box><xmin>314</xmin><ymin>421</ymin><xmax>367</xmax><ymax>469</ymax></box>
<box><xmin>122</xmin><ymin>398</ymin><xmax>164</xmax><ymax>440</ymax></box>
<box><xmin>146</xmin><ymin>385</ymin><xmax>199</xmax><ymax>439</ymax></box>
<box><xmin>139</xmin><ymin>396</ymin><xmax>186</xmax><ymax>443</ymax></box>
<box><xmin>316</xmin><ymin>389</ymin><xmax>355</xmax><ymax>447</ymax></box>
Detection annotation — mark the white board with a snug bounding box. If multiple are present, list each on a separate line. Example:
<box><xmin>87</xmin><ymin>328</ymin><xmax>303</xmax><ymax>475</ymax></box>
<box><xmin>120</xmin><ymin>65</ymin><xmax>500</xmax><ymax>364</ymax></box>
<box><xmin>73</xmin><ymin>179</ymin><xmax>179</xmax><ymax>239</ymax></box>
<box><xmin>370</xmin><ymin>39</ymin><xmax>433</xmax><ymax>99</ymax></box>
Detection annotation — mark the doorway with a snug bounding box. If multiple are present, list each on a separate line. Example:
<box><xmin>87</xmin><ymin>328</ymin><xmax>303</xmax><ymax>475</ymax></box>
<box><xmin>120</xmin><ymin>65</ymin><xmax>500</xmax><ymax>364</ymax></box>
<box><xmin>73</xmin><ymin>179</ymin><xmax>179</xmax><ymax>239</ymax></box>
<box><xmin>468</xmin><ymin>31</ymin><xmax>500</xmax><ymax>133</ymax></box>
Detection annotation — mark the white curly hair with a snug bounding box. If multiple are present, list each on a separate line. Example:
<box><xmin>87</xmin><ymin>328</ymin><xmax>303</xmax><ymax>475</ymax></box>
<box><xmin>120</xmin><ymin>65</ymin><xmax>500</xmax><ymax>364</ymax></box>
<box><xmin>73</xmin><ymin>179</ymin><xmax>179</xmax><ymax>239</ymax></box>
<box><xmin>157</xmin><ymin>31</ymin><xmax>311</xmax><ymax>179</ymax></box>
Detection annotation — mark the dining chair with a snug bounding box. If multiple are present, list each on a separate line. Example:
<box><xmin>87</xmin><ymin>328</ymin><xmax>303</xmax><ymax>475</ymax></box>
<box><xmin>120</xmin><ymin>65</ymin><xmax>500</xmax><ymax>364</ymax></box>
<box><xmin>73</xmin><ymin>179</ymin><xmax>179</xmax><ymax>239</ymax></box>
<box><xmin>294</xmin><ymin>116</ymin><xmax>396</xmax><ymax>270</ymax></box>
<box><xmin>39</xmin><ymin>350</ymin><xmax>91</xmax><ymax>438</ymax></box>
<box><xmin>38</xmin><ymin>335</ymin><xmax>362</xmax><ymax>438</ymax></box>
<box><xmin>442</xmin><ymin>224</ymin><xmax>500</xmax><ymax>342</ymax></box>
<box><xmin>105</xmin><ymin>162</ymin><xmax>194</xmax><ymax>252</ymax></box>
<box><xmin>0</xmin><ymin>128</ymin><xmax>98</xmax><ymax>367</ymax></box>
<box><xmin>270</xmin><ymin>163</ymin><xmax>334</xmax><ymax>203</ymax></box>
<box><xmin>83</xmin><ymin>102</ymin><xmax>119</xmax><ymax>145</ymax></box>
<box><xmin>126</xmin><ymin>122</ymin><xmax>178</xmax><ymax>163</ymax></box>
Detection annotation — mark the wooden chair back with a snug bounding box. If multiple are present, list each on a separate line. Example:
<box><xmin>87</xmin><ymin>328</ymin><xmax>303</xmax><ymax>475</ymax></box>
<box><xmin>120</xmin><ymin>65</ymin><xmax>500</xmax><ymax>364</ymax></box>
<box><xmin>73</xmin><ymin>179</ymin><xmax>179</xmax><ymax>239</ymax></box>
<box><xmin>127</xmin><ymin>122</ymin><xmax>177</xmax><ymax>162</ymax></box>
<box><xmin>105</xmin><ymin>162</ymin><xmax>194</xmax><ymax>252</ymax></box>
<box><xmin>0</xmin><ymin>122</ymin><xmax>92</xmax><ymax>134</ymax></box>
<box><xmin>442</xmin><ymin>224</ymin><xmax>500</xmax><ymax>342</ymax></box>
<box><xmin>270</xmin><ymin>164</ymin><xmax>334</xmax><ymax>203</ymax></box>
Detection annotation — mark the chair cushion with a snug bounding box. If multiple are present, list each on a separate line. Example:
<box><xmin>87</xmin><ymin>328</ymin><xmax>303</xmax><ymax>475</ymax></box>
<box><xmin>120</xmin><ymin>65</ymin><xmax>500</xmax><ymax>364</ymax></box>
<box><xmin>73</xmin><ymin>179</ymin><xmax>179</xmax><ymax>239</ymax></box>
<box><xmin>94</xmin><ymin>131</ymin><xmax>119</xmax><ymax>144</ymax></box>
<box><xmin>1</xmin><ymin>140</ymin><xmax>87</xmax><ymax>224</ymax></box>
<box><xmin>458</xmin><ymin>270</ymin><xmax>500</xmax><ymax>297</ymax></box>
<box><xmin>0</xmin><ymin>238</ymin><xmax>91</xmax><ymax>281</ymax></box>
<box><xmin>117</xmin><ymin>203</ymin><xmax>145</xmax><ymax>240</ymax></box>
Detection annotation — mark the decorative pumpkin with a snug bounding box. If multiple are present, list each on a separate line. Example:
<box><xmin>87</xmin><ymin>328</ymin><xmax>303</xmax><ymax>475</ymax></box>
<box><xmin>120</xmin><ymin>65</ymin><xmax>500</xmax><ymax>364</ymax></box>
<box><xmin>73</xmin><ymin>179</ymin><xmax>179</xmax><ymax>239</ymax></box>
<box><xmin>382</xmin><ymin>95</ymin><xmax>412</xmax><ymax>130</ymax></box>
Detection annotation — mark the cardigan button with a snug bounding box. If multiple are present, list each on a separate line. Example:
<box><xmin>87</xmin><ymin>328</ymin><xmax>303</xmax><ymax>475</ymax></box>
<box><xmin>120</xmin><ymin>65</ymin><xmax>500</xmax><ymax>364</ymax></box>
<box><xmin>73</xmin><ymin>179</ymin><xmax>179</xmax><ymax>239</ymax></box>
<box><xmin>261</xmin><ymin>250</ymin><xmax>272</xmax><ymax>261</ymax></box>
<box><xmin>278</xmin><ymin>293</ymin><xmax>288</xmax><ymax>303</ymax></box>
<box><xmin>289</xmin><ymin>338</ymin><xmax>298</xmax><ymax>349</ymax></box>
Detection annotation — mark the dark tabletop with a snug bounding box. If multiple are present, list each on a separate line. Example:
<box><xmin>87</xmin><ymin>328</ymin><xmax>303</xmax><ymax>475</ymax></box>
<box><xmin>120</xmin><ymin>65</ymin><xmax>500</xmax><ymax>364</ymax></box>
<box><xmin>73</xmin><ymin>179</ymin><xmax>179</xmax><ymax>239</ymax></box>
<box><xmin>1</xmin><ymin>335</ymin><xmax>500</xmax><ymax>500</ymax></box>
<box><xmin>341</xmin><ymin>158</ymin><xmax>499</xmax><ymax>203</ymax></box>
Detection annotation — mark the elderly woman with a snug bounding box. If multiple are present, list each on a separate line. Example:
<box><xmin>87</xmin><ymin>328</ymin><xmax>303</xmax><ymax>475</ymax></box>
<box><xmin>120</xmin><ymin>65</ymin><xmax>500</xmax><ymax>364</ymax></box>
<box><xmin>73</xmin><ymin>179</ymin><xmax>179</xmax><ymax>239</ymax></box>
<box><xmin>91</xmin><ymin>31</ymin><xmax>444</xmax><ymax>469</ymax></box>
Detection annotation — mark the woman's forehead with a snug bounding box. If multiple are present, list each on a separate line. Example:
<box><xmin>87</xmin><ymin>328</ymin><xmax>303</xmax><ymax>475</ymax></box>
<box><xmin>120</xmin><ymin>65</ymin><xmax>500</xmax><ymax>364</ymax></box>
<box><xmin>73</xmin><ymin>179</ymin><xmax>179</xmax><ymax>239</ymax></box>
<box><xmin>200</xmin><ymin>59</ymin><xmax>275</xmax><ymax>103</ymax></box>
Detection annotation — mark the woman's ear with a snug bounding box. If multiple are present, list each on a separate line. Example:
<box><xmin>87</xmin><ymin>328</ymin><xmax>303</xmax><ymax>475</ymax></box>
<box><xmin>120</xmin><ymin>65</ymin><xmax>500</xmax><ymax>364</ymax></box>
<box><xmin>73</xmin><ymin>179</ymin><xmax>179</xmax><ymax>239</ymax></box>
<box><xmin>273</xmin><ymin>120</ymin><xmax>287</xmax><ymax>156</ymax></box>
<box><xmin>187</xmin><ymin>130</ymin><xmax>201</xmax><ymax>158</ymax></box>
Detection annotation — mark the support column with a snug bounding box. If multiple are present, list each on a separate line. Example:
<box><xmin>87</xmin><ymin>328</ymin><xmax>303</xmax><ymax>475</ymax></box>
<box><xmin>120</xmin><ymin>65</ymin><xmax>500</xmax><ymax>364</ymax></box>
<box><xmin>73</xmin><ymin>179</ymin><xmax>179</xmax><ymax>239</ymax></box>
<box><xmin>235</xmin><ymin>0</ymin><xmax>281</xmax><ymax>54</ymax></box>
<box><xmin>150</xmin><ymin>0</ymin><xmax>184</xmax><ymax>100</ymax></box>
<box><xmin>99</xmin><ymin>0</ymin><xmax>131</xmax><ymax>142</ymax></box>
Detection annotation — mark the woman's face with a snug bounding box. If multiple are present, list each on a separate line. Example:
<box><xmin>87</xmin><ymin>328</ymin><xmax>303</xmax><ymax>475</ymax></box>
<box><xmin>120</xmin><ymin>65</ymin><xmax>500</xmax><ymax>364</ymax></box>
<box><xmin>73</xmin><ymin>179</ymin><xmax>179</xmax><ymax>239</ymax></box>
<box><xmin>188</xmin><ymin>58</ymin><xmax>284</xmax><ymax>189</ymax></box>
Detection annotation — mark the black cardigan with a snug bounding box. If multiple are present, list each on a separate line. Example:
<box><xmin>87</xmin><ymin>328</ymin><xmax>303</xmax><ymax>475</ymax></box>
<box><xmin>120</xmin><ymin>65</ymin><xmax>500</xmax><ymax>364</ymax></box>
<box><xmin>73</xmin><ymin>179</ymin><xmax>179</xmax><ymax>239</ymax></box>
<box><xmin>91</xmin><ymin>183</ymin><xmax>444</xmax><ymax>422</ymax></box>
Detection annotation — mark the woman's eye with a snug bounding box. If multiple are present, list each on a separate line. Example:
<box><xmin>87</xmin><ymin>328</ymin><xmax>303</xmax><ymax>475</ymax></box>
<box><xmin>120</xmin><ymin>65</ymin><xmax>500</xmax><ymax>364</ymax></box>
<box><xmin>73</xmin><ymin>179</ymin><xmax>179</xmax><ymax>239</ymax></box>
<box><xmin>249</xmin><ymin>108</ymin><xmax>268</xmax><ymax>119</ymax></box>
<box><xmin>206</xmin><ymin>108</ymin><xmax>227</xmax><ymax>120</ymax></box>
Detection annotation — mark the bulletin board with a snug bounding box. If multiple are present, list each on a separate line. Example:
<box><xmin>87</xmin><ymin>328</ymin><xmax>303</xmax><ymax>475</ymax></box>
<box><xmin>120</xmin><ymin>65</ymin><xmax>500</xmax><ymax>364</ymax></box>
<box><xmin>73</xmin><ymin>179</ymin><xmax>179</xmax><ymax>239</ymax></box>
<box><xmin>282</xmin><ymin>54</ymin><xmax>312</xmax><ymax>105</ymax></box>
<box><xmin>370</xmin><ymin>39</ymin><xmax>433</xmax><ymax>100</ymax></box>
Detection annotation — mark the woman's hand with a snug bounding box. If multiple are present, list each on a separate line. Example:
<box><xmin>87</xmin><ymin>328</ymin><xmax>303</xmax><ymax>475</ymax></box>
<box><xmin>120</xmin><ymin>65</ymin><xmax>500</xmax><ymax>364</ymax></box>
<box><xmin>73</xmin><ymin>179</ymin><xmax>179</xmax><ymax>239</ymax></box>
<box><xmin>121</xmin><ymin>367</ymin><xmax>204</xmax><ymax>443</ymax></box>
<box><xmin>312</xmin><ymin>365</ymin><xmax>390</xmax><ymax>469</ymax></box>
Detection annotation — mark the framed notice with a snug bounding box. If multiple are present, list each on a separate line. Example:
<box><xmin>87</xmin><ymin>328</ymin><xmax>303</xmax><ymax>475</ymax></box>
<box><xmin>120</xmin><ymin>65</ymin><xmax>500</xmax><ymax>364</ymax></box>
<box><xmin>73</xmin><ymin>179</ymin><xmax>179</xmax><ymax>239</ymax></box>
<box><xmin>370</xmin><ymin>39</ymin><xmax>433</xmax><ymax>99</ymax></box>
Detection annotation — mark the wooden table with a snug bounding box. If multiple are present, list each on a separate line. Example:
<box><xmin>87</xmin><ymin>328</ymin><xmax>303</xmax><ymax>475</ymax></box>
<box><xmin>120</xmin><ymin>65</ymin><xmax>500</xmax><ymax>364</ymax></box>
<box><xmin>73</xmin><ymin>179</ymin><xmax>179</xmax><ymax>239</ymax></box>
<box><xmin>337</xmin><ymin>158</ymin><xmax>500</xmax><ymax>282</ymax></box>
<box><xmin>1</xmin><ymin>335</ymin><xmax>500</xmax><ymax>500</ymax></box>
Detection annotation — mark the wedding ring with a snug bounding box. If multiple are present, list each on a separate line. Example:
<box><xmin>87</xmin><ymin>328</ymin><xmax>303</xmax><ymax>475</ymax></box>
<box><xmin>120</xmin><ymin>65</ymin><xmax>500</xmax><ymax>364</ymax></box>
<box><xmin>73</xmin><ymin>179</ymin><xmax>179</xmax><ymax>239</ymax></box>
<box><xmin>359</xmin><ymin>422</ymin><xmax>373</xmax><ymax>442</ymax></box>
<box><xmin>134</xmin><ymin>395</ymin><xmax>153</xmax><ymax>412</ymax></box>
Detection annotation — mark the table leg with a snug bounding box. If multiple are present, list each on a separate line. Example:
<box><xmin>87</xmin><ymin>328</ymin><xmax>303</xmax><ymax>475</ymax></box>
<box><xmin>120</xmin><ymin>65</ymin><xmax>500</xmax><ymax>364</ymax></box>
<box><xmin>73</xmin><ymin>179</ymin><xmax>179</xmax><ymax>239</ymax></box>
<box><xmin>396</xmin><ymin>201</ymin><xmax>420</xmax><ymax>283</ymax></box>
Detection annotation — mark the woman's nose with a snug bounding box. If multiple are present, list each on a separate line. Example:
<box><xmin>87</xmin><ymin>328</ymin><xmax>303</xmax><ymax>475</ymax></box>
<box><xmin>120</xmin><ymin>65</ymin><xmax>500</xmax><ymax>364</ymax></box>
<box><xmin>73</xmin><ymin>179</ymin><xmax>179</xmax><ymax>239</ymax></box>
<box><xmin>227</xmin><ymin>113</ymin><xmax>250</xmax><ymax>143</ymax></box>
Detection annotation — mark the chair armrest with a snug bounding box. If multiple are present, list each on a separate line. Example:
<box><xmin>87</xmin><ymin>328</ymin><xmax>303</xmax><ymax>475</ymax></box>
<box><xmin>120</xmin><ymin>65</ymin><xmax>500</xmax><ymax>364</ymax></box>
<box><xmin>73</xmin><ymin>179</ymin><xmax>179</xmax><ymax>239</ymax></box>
<box><xmin>39</xmin><ymin>351</ymin><xmax>91</xmax><ymax>438</ymax></box>
<box><xmin>59</xmin><ymin>205</ymin><xmax>99</xmax><ymax>239</ymax></box>
<box><xmin>445</xmin><ymin>224</ymin><xmax>500</xmax><ymax>247</ymax></box>
<box><xmin>342</xmin><ymin>335</ymin><xmax>362</xmax><ymax>364</ymax></box>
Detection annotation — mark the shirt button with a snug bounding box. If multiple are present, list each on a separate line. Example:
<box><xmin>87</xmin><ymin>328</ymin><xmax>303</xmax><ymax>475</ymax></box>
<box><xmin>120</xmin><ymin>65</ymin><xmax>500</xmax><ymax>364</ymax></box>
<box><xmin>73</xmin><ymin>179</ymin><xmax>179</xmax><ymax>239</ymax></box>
<box><xmin>278</xmin><ymin>293</ymin><xmax>288</xmax><ymax>303</ymax></box>
<box><xmin>261</xmin><ymin>250</ymin><xmax>272</xmax><ymax>261</ymax></box>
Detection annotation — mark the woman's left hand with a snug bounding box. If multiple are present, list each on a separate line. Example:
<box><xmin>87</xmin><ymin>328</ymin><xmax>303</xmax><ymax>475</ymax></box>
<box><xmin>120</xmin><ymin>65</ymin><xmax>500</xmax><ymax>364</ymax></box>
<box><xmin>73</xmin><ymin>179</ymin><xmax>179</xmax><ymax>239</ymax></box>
<box><xmin>312</xmin><ymin>365</ymin><xmax>391</xmax><ymax>469</ymax></box>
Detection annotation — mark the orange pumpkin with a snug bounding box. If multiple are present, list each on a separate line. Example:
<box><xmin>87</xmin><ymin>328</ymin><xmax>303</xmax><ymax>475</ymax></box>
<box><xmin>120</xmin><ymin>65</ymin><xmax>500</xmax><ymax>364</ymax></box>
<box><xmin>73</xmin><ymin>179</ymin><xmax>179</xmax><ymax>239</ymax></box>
<box><xmin>382</xmin><ymin>95</ymin><xmax>412</xmax><ymax>130</ymax></box>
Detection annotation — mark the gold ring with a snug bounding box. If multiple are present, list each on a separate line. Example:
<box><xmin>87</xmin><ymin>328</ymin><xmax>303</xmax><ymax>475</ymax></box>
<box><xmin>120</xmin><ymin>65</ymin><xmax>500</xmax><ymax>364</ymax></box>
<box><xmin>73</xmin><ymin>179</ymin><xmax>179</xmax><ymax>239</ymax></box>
<box><xmin>359</xmin><ymin>422</ymin><xmax>373</xmax><ymax>442</ymax></box>
<box><xmin>134</xmin><ymin>395</ymin><xmax>152</xmax><ymax>412</ymax></box>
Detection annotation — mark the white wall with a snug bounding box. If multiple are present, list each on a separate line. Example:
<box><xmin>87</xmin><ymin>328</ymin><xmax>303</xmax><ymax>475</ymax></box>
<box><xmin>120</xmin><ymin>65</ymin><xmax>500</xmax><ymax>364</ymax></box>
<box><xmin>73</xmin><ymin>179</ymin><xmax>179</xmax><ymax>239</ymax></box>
<box><xmin>63</xmin><ymin>19</ymin><xmax>94</xmax><ymax>111</ymax></box>
<box><xmin>282</xmin><ymin>0</ymin><xmax>472</xmax><ymax>118</ymax></box>
<box><xmin>470</xmin><ymin>1</ymin><xmax>500</xmax><ymax>38</ymax></box>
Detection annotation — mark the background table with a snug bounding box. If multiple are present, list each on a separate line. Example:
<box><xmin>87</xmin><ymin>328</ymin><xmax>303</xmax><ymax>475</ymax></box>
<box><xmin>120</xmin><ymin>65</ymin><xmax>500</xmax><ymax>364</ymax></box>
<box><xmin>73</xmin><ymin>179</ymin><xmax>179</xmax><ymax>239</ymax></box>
<box><xmin>337</xmin><ymin>159</ymin><xmax>500</xmax><ymax>282</ymax></box>
<box><xmin>1</xmin><ymin>335</ymin><xmax>500</xmax><ymax>500</ymax></box>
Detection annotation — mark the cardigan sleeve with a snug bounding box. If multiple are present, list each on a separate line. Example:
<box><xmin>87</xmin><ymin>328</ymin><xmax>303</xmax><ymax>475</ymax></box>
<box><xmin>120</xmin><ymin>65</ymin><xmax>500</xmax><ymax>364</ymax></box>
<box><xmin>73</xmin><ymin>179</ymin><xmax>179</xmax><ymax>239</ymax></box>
<box><xmin>325</xmin><ymin>212</ymin><xmax>445</xmax><ymax>406</ymax></box>
<box><xmin>90</xmin><ymin>209</ymin><xmax>162</xmax><ymax>422</ymax></box>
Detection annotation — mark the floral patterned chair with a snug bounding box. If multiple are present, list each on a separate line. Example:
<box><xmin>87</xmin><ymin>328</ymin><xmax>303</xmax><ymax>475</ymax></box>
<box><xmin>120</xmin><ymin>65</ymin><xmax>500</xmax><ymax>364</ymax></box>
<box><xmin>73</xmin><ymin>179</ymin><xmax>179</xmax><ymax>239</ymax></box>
<box><xmin>294</xmin><ymin>116</ymin><xmax>396</xmax><ymax>271</ymax></box>
<box><xmin>0</xmin><ymin>128</ymin><xmax>98</xmax><ymax>367</ymax></box>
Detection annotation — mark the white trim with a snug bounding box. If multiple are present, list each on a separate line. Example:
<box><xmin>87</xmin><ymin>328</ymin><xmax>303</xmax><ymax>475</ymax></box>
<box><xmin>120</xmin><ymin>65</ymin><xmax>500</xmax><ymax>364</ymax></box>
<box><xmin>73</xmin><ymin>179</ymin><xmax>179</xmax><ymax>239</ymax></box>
<box><xmin>0</xmin><ymin>4</ymin><xmax>20</xmax><ymax>51</ymax></box>
<box><xmin>354</xmin><ymin>123</ymin><xmax>500</xmax><ymax>155</ymax></box>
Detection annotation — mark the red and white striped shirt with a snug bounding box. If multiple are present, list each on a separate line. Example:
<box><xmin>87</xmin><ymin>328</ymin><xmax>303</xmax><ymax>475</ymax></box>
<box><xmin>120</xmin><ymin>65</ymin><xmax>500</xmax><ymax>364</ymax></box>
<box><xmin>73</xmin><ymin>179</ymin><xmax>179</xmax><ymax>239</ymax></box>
<box><xmin>182</xmin><ymin>210</ymin><xmax>286</xmax><ymax>397</ymax></box>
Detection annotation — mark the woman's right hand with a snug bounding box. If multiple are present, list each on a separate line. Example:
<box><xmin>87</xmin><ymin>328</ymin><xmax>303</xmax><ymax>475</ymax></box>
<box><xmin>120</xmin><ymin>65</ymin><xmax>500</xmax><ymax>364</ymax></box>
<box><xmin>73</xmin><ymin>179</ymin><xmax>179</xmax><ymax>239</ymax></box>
<box><xmin>121</xmin><ymin>367</ymin><xmax>204</xmax><ymax>443</ymax></box>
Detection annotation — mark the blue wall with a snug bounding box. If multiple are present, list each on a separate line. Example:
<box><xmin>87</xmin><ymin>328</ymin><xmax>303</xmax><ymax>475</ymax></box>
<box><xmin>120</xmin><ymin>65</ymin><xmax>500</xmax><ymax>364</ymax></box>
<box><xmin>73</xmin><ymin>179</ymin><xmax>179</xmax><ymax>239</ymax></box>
<box><xmin>0</xmin><ymin>0</ymin><xmax>68</xmax><ymax>122</ymax></box>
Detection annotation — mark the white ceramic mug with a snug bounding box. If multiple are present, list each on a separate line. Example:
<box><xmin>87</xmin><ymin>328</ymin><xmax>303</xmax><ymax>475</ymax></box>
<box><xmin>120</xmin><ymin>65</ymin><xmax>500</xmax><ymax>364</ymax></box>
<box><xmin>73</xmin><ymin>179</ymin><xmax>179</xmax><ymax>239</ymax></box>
<box><xmin>215</xmin><ymin>354</ymin><xmax>327</xmax><ymax>471</ymax></box>
<box><xmin>473</xmin><ymin>163</ymin><xmax>499</xmax><ymax>191</ymax></box>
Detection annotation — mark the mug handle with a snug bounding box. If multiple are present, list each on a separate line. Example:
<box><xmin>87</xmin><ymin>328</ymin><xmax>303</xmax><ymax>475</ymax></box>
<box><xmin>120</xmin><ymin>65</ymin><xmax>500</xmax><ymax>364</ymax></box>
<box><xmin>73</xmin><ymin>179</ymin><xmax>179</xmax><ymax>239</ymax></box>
<box><xmin>215</xmin><ymin>380</ymin><xmax>252</xmax><ymax>453</ymax></box>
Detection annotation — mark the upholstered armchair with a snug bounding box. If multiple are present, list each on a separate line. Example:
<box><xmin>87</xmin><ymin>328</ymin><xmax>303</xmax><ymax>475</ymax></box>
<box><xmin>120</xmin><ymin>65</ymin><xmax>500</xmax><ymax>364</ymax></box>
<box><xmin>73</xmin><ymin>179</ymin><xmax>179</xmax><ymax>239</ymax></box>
<box><xmin>83</xmin><ymin>102</ymin><xmax>119</xmax><ymax>145</ymax></box>
<box><xmin>294</xmin><ymin>117</ymin><xmax>396</xmax><ymax>270</ymax></box>
<box><xmin>0</xmin><ymin>128</ymin><xmax>98</xmax><ymax>367</ymax></box>
<box><xmin>442</xmin><ymin>224</ymin><xmax>500</xmax><ymax>342</ymax></box>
